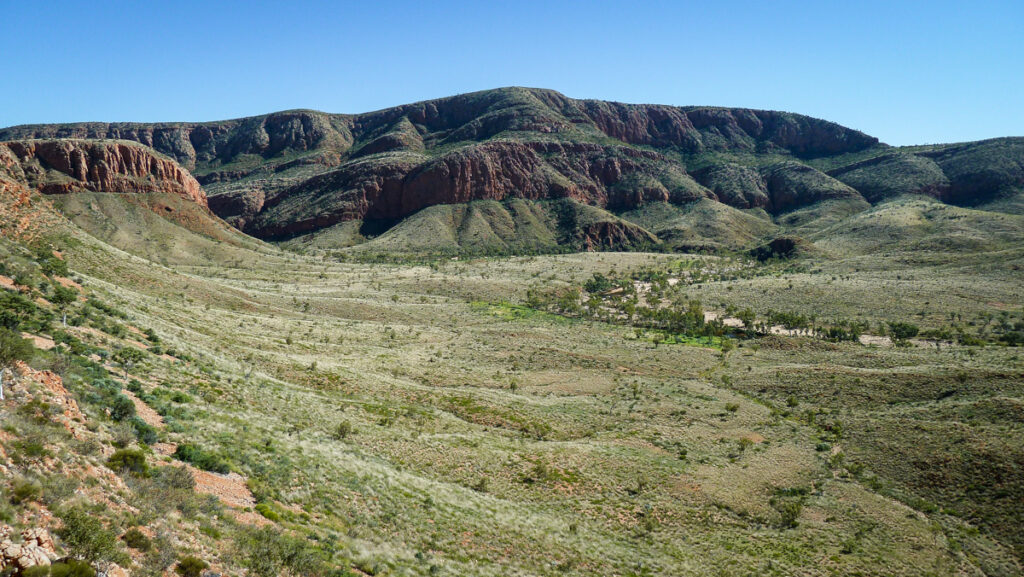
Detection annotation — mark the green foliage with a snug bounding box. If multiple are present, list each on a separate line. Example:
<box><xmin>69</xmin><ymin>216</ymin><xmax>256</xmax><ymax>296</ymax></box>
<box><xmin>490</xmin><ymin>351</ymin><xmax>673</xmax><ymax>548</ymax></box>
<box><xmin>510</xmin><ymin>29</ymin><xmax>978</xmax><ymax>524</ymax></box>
<box><xmin>583</xmin><ymin>272</ymin><xmax>613</xmax><ymax>294</ymax></box>
<box><xmin>56</xmin><ymin>507</ymin><xmax>122</xmax><ymax>563</ymax></box>
<box><xmin>38</xmin><ymin>253</ymin><xmax>69</xmax><ymax>277</ymax></box>
<box><xmin>122</xmin><ymin>527</ymin><xmax>152</xmax><ymax>551</ymax></box>
<box><xmin>112</xmin><ymin>347</ymin><xmax>145</xmax><ymax>375</ymax></box>
<box><xmin>48</xmin><ymin>560</ymin><xmax>97</xmax><ymax>577</ymax></box>
<box><xmin>107</xmin><ymin>449</ymin><xmax>149</xmax><ymax>477</ymax></box>
<box><xmin>887</xmin><ymin>321</ymin><xmax>920</xmax><ymax>341</ymax></box>
<box><xmin>0</xmin><ymin>327</ymin><xmax>34</xmax><ymax>367</ymax></box>
<box><xmin>255</xmin><ymin>502</ymin><xmax>281</xmax><ymax>521</ymax></box>
<box><xmin>175</xmin><ymin>556</ymin><xmax>209</xmax><ymax>577</ymax></box>
<box><xmin>9</xmin><ymin>476</ymin><xmax>43</xmax><ymax>504</ymax></box>
<box><xmin>334</xmin><ymin>420</ymin><xmax>353</xmax><ymax>440</ymax></box>
<box><xmin>109</xmin><ymin>394</ymin><xmax>136</xmax><ymax>422</ymax></box>
<box><xmin>129</xmin><ymin>416</ymin><xmax>158</xmax><ymax>445</ymax></box>
<box><xmin>51</xmin><ymin>284</ymin><xmax>77</xmax><ymax>308</ymax></box>
<box><xmin>173</xmin><ymin>443</ymin><xmax>230</xmax><ymax>474</ymax></box>
<box><xmin>236</xmin><ymin>526</ymin><xmax>326</xmax><ymax>577</ymax></box>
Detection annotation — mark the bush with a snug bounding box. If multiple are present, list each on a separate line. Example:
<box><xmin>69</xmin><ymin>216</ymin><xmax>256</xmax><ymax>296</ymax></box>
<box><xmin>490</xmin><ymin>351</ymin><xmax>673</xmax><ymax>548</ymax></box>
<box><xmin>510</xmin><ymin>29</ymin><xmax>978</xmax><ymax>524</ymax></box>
<box><xmin>154</xmin><ymin>465</ymin><xmax>195</xmax><ymax>490</ymax></box>
<box><xmin>887</xmin><ymin>321</ymin><xmax>920</xmax><ymax>341</ymax></box>
<box><xmin>109</xmin><ymin>394</ymin><xmax>136</xmax><ymax>422</ymax></box>
<box><xmin>56</xmin><ymin>507</ymin><xmax>121</xmax><ymax>563</ymax></box>
<box><xmin>107</xmin><ymin>449</ymin><xmax>149</xmax><ymax>477</ymax></box>
<box><xmin>130</xmin><ymin>417</ymin><xmax>159</xmax><ymax>445</ymax></box>
<box><xmin>10</xmin><ymin>477</ymin><xmax>43</xmax><ymax>504</ymax></box>
<box><xmin>122</xmin><ymin>527</ymin><xmax>152</xmax><ymax>551</ymax></box>
<box><xmin>334</xmin><ymin>420</ymin><xmax>353</xmax><ymax>440</ymax></box>
<box><xmin>0</xmin><ymin>328</ymin><xmax>34</xmax><ymax>367</ymax></box>
<box><xmin>175</xmin><ymin>555</ymin><xmax>208</xmax><ymax>577</ymax></box>
<box><xmin>49</xmin><ymin>560</ymin><xmax>97</xmax><ymax>577</ymax></box>
<box><xmin>173</xmin><ymin>443</ymin><xmax>230</xmax><ymax>474</ymax></box>
<box><xmin>23</xmin><ymin>567</ymin><xmax>52</xmax><ymax>577</ymax></box>
<box><xmin>236</xmin><ymin>526</ymin><xmax>326</xmax><ymax>577</ymax></box>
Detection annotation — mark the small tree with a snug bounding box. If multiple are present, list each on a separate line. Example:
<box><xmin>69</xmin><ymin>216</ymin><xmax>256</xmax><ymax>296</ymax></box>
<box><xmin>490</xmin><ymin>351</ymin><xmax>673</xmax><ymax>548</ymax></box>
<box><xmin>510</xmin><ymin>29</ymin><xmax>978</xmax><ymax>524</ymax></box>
<box><xmin>887</xmin><ymin>321</ymin><xmax>919</xmax><ymax>342</ymax></box>
<box><xmin>0</xmin><ymin>328</ymin><xmax>34</xmax><ymax>400</ymax></box>
<box><xmin>113</xmin><ymin>347</ymin><xmax>145</xmax><ymax>379</ymax></box>
<box><xmin>56</xmin><ymin>507</ymin><xmax>121</xmax><ymax>563</ymax></box>
<box><xmin>50</xmin><ymin>284</ymin><xmax>77</xmax><ymax>327</ymax></box>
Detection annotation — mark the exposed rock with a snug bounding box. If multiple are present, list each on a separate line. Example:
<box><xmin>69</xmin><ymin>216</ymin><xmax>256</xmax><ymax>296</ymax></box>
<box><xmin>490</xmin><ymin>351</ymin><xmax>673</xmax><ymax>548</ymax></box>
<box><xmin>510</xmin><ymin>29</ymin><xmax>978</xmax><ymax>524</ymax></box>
<box><xmin>0</xmin><ymin>526</ymin><xmax>59</xmax><ymax>572</ymax></box>
<box><xmin>13</xmin><ymin>360</ymin><xmax>87</xmax><ymax>439</ymax></box>
<box><xmin>0</xmin><ymin>139</ymin><xmax>206</xmax><ymax>206</ymax></box>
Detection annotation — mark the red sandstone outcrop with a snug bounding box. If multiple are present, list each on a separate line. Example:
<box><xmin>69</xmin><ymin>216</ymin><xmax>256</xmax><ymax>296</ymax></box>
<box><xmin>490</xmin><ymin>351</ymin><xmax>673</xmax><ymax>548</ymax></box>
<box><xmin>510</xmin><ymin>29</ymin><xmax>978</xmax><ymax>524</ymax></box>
<box><xmin>0</xmin><ymin>139</ymin><xmax>206</xmax><ymax>206</ymax></box>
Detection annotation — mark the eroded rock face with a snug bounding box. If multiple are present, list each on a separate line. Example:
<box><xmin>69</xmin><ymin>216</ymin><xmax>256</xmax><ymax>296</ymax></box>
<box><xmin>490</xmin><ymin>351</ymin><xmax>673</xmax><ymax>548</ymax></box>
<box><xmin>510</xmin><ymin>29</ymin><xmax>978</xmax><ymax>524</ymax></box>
<box><xmin>0</xmin><ymin>526</ymin><xmax>59</xmax><ymax>572</ymax></box>
<box><xmin>0</xmin><ymin>140</ymin><xmax>206</xmax><ymax>206</ymax></box>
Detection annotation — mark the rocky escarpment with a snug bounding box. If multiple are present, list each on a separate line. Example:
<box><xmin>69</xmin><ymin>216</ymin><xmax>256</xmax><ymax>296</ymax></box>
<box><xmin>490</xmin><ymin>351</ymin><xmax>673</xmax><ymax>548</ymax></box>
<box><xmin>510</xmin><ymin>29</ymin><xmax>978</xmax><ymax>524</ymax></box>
<box><xmin>0</xmin><ymin>110</ymin><xmax>354</xmax><ymax>173</ymax></box>
<box><xmin>0</xmin><ymin>139</ymin><xmax>206</xmax><ymax>206</ymax></box>
<box><xmin>243</xmin><ymin>140</ymin><xmax>716</xmax><ymax>239</ymax></box>
<box><xmin>5</xmin><ymin>88</ymin><xmax>1020</xmax><ymax>252</ymax></box>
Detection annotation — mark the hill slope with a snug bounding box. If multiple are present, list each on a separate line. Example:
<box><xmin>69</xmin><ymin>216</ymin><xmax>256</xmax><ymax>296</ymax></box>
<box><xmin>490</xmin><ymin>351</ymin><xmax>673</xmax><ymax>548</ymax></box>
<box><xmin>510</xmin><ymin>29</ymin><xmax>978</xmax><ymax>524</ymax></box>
<box><xmin>3</xmin><ymin>88</ymin><xmax>1023</xmax><ymax>255</ymax></box>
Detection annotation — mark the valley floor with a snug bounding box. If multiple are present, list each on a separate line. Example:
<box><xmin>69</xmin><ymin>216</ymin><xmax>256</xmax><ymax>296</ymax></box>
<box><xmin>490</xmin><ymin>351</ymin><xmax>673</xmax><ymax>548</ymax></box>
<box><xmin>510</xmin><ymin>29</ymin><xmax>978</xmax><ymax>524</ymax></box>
<box><xmin>57</xmin><ymin>231</ymin><xmax>1024</xmax><ymax>574</ymax></box>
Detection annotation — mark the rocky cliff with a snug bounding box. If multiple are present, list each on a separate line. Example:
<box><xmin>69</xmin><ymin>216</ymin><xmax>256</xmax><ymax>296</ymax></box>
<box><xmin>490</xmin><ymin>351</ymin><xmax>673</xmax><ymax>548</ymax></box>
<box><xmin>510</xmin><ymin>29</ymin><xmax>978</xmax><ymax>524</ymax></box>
<box><xmin>3</xmin><ymin>88</ymin><xmax>1021</xmax><ymax>251</ymax></box>
<box><xmin>0</xmin><ymin>139</ymin><xmax>206</xmax><ymax>206</ymax></box>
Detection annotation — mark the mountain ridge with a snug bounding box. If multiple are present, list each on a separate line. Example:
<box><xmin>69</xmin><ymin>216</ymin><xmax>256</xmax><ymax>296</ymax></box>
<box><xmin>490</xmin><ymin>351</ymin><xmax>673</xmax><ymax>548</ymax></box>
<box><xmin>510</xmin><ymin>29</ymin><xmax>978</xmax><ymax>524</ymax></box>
<box><xmin>2</xmin><ymin>87</ymin><xmax>1021</xmax><ymax>254</ymax></box>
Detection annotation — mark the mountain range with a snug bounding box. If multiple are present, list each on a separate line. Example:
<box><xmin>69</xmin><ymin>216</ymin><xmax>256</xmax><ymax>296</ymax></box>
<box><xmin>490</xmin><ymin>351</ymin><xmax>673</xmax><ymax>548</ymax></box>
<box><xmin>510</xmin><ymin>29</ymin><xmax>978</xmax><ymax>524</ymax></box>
<box><xmin>1</xmin><ymin>86</ymin><xmax>1022</xmax><ymax>256</ymax></box>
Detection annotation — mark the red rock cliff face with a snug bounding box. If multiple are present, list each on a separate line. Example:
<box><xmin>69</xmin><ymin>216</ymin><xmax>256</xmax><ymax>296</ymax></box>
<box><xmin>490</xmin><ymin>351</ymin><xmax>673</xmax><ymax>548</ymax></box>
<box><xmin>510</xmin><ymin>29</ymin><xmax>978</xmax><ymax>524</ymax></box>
<box><xmin>0</xmin><ymin>140</ymin><xmax>206</xmax><ymax>207</ymax></box>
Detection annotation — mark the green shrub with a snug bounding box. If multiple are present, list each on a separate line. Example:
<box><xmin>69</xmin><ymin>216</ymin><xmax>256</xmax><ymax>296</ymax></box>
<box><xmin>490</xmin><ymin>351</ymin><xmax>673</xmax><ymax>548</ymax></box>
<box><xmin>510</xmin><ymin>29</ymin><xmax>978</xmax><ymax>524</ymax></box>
<box><xmin>255</xmin><ymin>502</ymin><xmax>281</xmax><ymax>521</ymax></box>
<box><xmin>49</xmin><ymin>560</ymin><xmax>97</xmax><ymax>577</ymax></box>
<box><xmin>56</xmin><ymin>507</ymin><xmax>121</xmax><ymax>563</ymax></box>
<box><xmin>236</xmin><ymin>526</ymin><xmax>326</xmax><ymax>577</ymax></box>
<box><xmin>129</xmin><ymin>417</ymin><xmax>158</xmax><ymax>445</ymax></box>
<box><xmin>22</xmin><ymin>567</ymin><xmax>51</xmax><ymax>577</ymax></box>
<box><xmin>887</xmin><ymin>321</ymin><xmax>920</xmax><ymax>341</ymax></box>
<box><xmin>10</xmin><ymin>476</ymin><xmax>43</xmax><ymax>504</ymax></box>
<box><xmin>173</xmin><ymin>443</ymin><xmax>229</xmax><ymax>474</ymax></box>
<box><xmin>122</xmin><ymin>527</ymin><xmax>152</xmax><ymax>551</ymax></box>
<box><xmin>175</xmin><ymin>556</ymin><xmax>209</xmax><ymax>577</ymax></box>
<box><xmin>154</xmin><ymin>465</ymin><xmax>195</xmax><ymax>490</ymax></box>
<box><xmin>107</xmin><ymin>449</ymin><xmax>149</xmax><ymax>477</ymax></box>
<box><xmin>109</xmin><ymin>394</ymin><xmax>136</xmax><ymax>422</ymax></box>
<box><xmin>334</xmin><ymin>420</ymin><xmax>353</xmax><ymax>440</ymax></box>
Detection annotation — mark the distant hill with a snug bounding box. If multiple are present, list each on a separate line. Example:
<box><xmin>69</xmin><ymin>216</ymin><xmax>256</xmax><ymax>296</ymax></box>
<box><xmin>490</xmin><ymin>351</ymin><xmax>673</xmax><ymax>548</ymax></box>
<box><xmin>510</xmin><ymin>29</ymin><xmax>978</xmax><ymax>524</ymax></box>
<box><xmin>2</xmin><ymin>87</ymin><xmax>1022</xmax><ymax>254</ymax></box>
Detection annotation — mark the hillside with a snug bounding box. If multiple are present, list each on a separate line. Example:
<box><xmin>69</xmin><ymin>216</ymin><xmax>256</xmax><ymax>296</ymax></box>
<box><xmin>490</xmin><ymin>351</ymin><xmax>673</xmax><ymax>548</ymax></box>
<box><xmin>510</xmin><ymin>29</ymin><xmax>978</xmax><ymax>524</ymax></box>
<box><xmin>4</xmin><ymin>88</ymin><xmax>1022</xmax><ymax>255</ymax></box>
<box><xmin>0</xmin><ymin>89</ymin><xmax>1022</xmax><ymax>576</ymax></box>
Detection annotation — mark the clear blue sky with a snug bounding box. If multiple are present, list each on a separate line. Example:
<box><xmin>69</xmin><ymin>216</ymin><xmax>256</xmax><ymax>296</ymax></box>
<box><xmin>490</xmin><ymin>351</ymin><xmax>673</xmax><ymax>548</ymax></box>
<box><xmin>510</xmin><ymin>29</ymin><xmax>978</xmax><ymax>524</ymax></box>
<box><xmin>1</xmin><ymin>1</ymin><xmax>1021</xmax><ymax>145</ymax></box>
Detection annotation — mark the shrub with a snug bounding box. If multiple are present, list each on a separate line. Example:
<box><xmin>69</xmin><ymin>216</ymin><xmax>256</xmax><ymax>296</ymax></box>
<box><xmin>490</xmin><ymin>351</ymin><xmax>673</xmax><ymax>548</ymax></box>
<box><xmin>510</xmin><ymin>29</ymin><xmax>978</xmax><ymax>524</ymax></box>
<box><xmin>10</xmin><ymin>476</ymin><xmax>43</xmax><ymax>504</ymax></box>
<box><xmin>236</xmin><ymin>526</ymin><xmax>326</xmax><ymax>577</ymax></box>
<box><xmin>154</xmin><ymin>465</ymin><xmax>195</xmax><ymax>490</ymax></box>
<box><xmin>334</xmin><ymin>420</ymin><xmax>353</xmax><ymax>440</ymax></box>
<box><xmin>49</xmin><ymin>560</ymin><xmax>97</xmax><ymax>577</ymax></box>
<box><xmin>56</xmin><ymin>507</ymin><xmax>121</xmax><ymax>563</ymax></box>
<box><xmin>23</xmin><ymin>567</ymin><xmax>51</xmax><ymax>577</ymax></box>
<box><xmin>109</xmin><ymin>394</ymin><xmax>136</xmax><ymax>422</ymax></box>
<box><xmin>107</xmin><ymin>449</ymin><xmax>149</xmax><ymax>477</ymax></box>
<box><xmin>887</xmin><ymin>321</ymin><xmax>920</xmax><ymax>341</ymax></box>
<box><xmin>175</xmin><ymin>555</ymin><xmax>208</xmax><ymax>577</ymax></box>
<box><xmin>122</xmin><ymin>527</ymin><xmax>152</xmax><ymax>551</ymax></box>
<box><xmin>255</xmin><ymin>502</ymin><xmax>281</xmax><ymax>522</ymax></box>
<box><xmin>0</xmin><ymin>328</ymin><xmax>34</xmax><ymax>367</ymax></box>
<box><xmin>173</xmin><ymin>443</ymin><xmax>230</xmax><ymax>474</ymax></box>
<box><xmin>130</xmin><ymin>417</ymin><xmax>158</xmax><ymax>445</ymax></box>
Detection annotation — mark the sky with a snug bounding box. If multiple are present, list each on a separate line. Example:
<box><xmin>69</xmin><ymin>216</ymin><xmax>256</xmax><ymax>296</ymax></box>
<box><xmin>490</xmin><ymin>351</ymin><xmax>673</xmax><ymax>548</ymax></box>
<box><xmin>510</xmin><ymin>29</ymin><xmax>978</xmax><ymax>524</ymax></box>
<box><xmin>0</xmin><ymin>1</ymin><xmax>1021</xmax><ymax>146</ymax></box>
